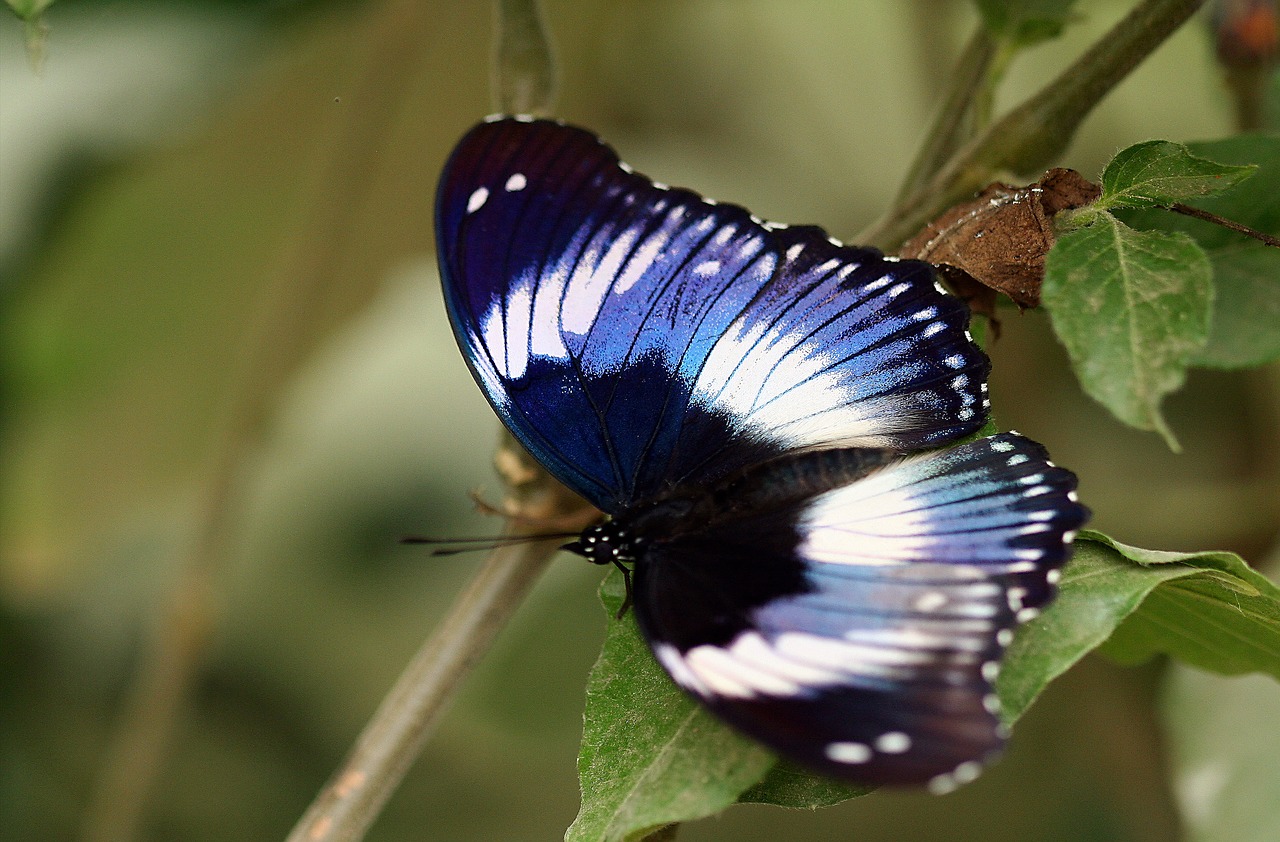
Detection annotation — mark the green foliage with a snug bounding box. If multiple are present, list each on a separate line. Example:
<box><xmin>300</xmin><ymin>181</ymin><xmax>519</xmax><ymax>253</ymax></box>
<box><xmin>1123</xmin><ymin>136</ymin><xmax>1280</xmax><ymax>368</ymax></box>
<box><xmin>1097</xmin><ymin>140</ymin><xmax>1256</xmax><ymax>210</ymax></box>
<box><xmin>1043</xmin><ymin>217</ymin><xmax>1212</xmax><ymax>449</ymax></box>
<box><xmin>1092</xmin><ymin>534</ymin><xmax>1280</xmax><ymax>677</ymax></box>
<box><xmin>1196</xmin><ymin>244</ymin><xmax>1280</xmax><ymax>367</ymax></box>
<box><xmin>1044</xmin><ymin>137</ymin><xmax>1280</xmax><ymax>446</ymax></box>
<box><xmin>737</xmin><ymin>761</ymin><xmax>871</xmax><ymax>810</ymax></box>
<box><xmin>1000</xmin><ymin>532</ymin><xmax>1280</xmax><ymax>722</ymax></box>
<box><xmin>974</xmin><ymin>0</ymin><xmax>1077</xmax><ymax>47</ymax></box>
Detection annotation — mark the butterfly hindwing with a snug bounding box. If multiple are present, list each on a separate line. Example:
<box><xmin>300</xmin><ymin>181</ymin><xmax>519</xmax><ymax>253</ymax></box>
<box><xmin>631</xmin><ymin>433</ymin><xmax>1088</xmax><ymax>787</ymax></box>
<box><xmin>437</xmin><ymin>117</ymin><xmax>990</xmax><ymax>512</ymax></box>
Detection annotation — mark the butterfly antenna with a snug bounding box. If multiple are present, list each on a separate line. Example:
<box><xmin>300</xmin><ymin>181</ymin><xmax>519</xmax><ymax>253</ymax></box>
<box><xmin>401</xmin><ymin>532</ymin><xmax>580</xmax><ymax>556</ymax></box>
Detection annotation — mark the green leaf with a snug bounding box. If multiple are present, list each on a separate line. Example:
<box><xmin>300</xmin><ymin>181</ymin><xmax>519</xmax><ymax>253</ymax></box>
<box><xmin>1164</xmin><ymin>667</ymin><xmax>1280</xmax><ymax>842</ymax></box>
<box><xmin>1099</xmin><ymin>140</ymin><xmax>1256</xmax><ymax>210</ymax></box>
<box><xmin>974</xmin><ymin>0</ymin><xmax>1077</xmax><ymax>46</ymax></box>
<box><xmin>1091</xmin><ymin>534</ymin><xmax>1280</xmax><ymax>676</ymax></box>
<box><xmin>1120</xmin><ymin>135</ymin><xmax>1280</xmax><ymax>368</ymax></box>
<box><xmin>1042</xmin><ymin>216</ymin><xmax>1212</xmax><ymax>448</ymax></box>
<box><xmin>1195</xmin><ymin>243</ymin><xmax>1280</xmax><ymax>367</ymax></box>
<box><xmin>568</xmin><ymin>571</ymin><xmax>775</xmax><ymax>842</ymax></box>
<box><xmin>737</xmin><ymin>761</ymin><xmax>872</xmax><ymax>810</ymax></box>
<box><xmin>1135</xmin><ymin>136</ymin><xmax>1280</xmax><ymax>249</ymax></box>
<box><xmin>999</xmin><ymin>533</ymin><xmax>1280</xmax><ymax>722</ymax></box>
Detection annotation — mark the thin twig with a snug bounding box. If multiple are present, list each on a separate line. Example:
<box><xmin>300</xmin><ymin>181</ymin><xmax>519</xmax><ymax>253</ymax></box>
<box><xmin>860</xmin><ymin>0</ymin><xmax>1208</xmax><ymax>251</ymax></box>
<box><xmin>78</xmin><ymin>2</ymin><xmax>434</xmax><ymax>840</ymax></box>
<box><xmin>1169</xmin><ymin>201</ymin><xmax>1280</xmax><ymax>247</ymax></box>
<box><xmin>284</xmin><ymin>519</ymin><xmax>591</xmax><ymax>842</ymax></box>
<box><xmin>286</xmin><ymin>435</ymin><xmax>597</xmax><ymax>841</ymax></box>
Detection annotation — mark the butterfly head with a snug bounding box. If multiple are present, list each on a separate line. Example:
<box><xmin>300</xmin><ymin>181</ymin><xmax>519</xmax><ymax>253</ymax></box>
<box><xmin>565</xmin><ymin>520</ymin><xmax>646</xmax><ymax>619</ymax></box>
<box><xmin>565</xmin><ymin>520</ymin><xmax>643</xmax><ymax>568</ymax></box>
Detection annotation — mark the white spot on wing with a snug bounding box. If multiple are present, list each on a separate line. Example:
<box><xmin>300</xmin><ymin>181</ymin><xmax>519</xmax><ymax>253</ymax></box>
<box><xmin>826</xmin><ymin>742</ymin><xmax>872</xmax><ymax>764</ymax></box>
<box><xmin>682</xmin><ymin>645</ymin><xmax>777</xmax><ymax>698</ymax></box>
<box><xmin>466</xmin><ymin>186</ymin><xmax>489</xmax><ymax>213</ymax></box>
<box><xmin>875</xmin><ymin>732</ymin><xmax>911</xmax><ymax>754</ymax></box>
<box><xmin>654</xmin><ymin>643</ymin><xmax>710</xmax><ymax>697</ymax></box>
<box><xmin>504</xmin><ymin>173</ymin><xmax>527</xmax><ymax>191</ymax></box>
<box><xmin>952</xmin><ymin>761</ymin><xmax>983</xmax><ymax>784</ymax></box>
<box><xmin>561</xmin><ymin>225</ymin><xmax>642</xmax><ymax>334</ymax></box>
<box><xmin>503</xmin><ymin>280</ymin><xmax>532</xmax><ymax>379</ymax></box>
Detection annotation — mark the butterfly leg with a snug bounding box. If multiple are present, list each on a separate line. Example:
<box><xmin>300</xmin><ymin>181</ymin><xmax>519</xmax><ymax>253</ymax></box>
<box><xmin>612</xmin><ymin>561</ymin><xmax>634</xmax><ymax>620</ymax></box>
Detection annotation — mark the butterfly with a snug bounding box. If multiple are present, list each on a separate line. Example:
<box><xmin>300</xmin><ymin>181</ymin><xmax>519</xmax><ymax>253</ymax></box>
<box><xmin>435</xmin><ymin>115</ymin><xmax>1088</xmax><ymax>791</ymax></box>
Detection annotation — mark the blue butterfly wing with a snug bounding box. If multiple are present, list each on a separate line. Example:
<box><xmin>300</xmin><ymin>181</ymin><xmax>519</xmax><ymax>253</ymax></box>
<box><xmin>437</xmin><ymin>117</ymin><xmax>990</xmax><ymax>512</ymax></box>
<box><xmin>633</xmin><ymin>433</ymin><xmax>1088</xmax><ymax>787</ymax></box>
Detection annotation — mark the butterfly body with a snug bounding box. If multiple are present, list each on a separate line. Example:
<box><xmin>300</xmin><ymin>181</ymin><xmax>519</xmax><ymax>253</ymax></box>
<box><xmin>436</xmin><ymin>116</ymin><xmax>1088</xmax><ymax>789</ymax></box>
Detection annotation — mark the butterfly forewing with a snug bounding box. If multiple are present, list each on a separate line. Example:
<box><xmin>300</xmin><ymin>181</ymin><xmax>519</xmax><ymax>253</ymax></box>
<box><xmin>437</xmin><ymin>117</ymin><xmax>990</xmax><ymax>512</ymax></box>
<box><xmin>632</xmin><ymin>434</ymin><xmax>1087</xmax><ymax>787</ymax></box>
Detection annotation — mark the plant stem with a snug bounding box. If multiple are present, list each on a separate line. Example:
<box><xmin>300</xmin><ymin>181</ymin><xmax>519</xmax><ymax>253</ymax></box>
<box><xmin>493</xmin><ymin>0</ymin><xmax>557</xmax><ymax>115</ymax></box>
<box><xmin>894</xmin><ymin>25</ymin><xmax>998</xmax><ymax>205</ymax></box>
<box><xmin>78</xmin><ymin>2</ymin><xmax>434</xmax><ymax>840</ymax></box>
<box><xmin>286</xmin><ymin>437</ymin><xmax>597</xmax><ymax>841</ymax></box>
<box><xmin>861</xmin><ymin>0</ymin><xmax>1208</xmax><ymax>251</ymax></box>
<box><xmin>284</xmin><ymin>539</ymin><xmax>559</xmax><ymax>842</ymax></box>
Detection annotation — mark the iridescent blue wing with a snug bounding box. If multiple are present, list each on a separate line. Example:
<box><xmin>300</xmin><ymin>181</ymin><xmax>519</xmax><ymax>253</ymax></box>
<box><xmin>633</xmin><ymin>433</ymin><xmax>1088</xmax><ymax>787</ymax></box>
<box><xmin>437</xmin><ymin>117</ymin><xmax>990</xmax><ymax>512</ymax></box>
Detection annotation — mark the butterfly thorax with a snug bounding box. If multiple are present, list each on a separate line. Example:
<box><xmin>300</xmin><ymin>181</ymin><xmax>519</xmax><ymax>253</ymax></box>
<box><xmin>567</xmin><ymin>445</ymin><xmax>900</xmax><ymax>571</ymax></box>
<box><xmin>630</xmin><ymin>446</ymin><xmax>899</xmax><ymax>537</ymax></box>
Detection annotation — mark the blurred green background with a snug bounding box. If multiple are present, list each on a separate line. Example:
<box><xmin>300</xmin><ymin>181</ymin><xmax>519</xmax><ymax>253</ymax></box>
<box><xmin>2</xmin><ymin>1</ymin><xmax>1277</xmax><ymax>840</ymax></box>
